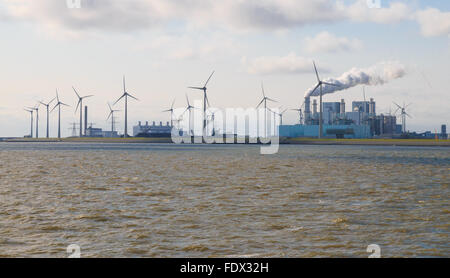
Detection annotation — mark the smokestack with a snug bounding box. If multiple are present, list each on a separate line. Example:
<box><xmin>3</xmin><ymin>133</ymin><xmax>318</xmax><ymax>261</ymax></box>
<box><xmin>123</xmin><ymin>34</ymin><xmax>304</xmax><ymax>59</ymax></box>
<box><xmin>304</xmin><ymin>96</ymin><xmax>311</xmax><ymax>124</ymax></box>
<box><xmin>369</xmin><ymin>98</ymin><xmax>376</xmax><ymax>115</ymax></box>
<box><xmin>304</xmin><ymin>61</ymin><xmax>406</xmax><ymax>98</ymax></box>
<box><xmin>340</xmin><ymin>99</ymin><xmax>346</xmax><ymax>114</ymax></box>
<box><xmin>84</xmin><ymin>106</ymin><xmax>88</xmax><ymax>136</ymax></box>
<box><xmin>312</xmin><ymin>99</ymin><xmax>318</xmax><ymax>116</ymax></box>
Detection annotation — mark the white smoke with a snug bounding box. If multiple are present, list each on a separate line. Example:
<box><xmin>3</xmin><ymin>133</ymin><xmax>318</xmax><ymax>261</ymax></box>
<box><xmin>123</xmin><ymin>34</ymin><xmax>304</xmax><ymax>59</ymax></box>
<box><xmin>304</xmin><ymin>61</ymin><xmax>406</xmax><ymax>98</ymax></box>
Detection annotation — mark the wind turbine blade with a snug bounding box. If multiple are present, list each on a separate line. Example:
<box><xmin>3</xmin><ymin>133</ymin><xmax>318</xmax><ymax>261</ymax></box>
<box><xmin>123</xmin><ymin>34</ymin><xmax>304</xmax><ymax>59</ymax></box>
<box><xmin>107</xmin><ymin>111</ymin><xmax>113</xmax><ymax>120</ymax></box>
<box><xmin>72</xmin><ymin>86</ymin><xmax>81</xmax><ymax>99</ymax></box>
<box><xmin>171</xmin><ymin>98</ymin><xmax>176</xmax><ymax>109</ymax></box>
<box><xmin>83</xmin><ymin>95</ymin><xmax>94</xmax><ymax>99</ymax></box>
<box><xmin>261</xmin><ymin>82</ymin><xmax>266</xmax><ymax>98</ymax></box>
<box><xmin>50</xmin><ymin>104</ymin><xmax>58</xmax><ymax>113</ymax></box>
<box><xmin>310</xmin><ymin>83</ymin><xmax>320</xmax><ymax>96</ymax></box>
<box><xmin>266</xmin><ymin>97</ymin><xmax>277</xmax><ymax>103</ymax></box>
<box><xmin>393</xmin><ymin>102</ymin><xmax>402</xmax><ymax>109</ymax></box>
<box><xmin>123</xmin><ymin>75</ymin><xmax>126</xmax><ymax>93</ymax></box>
<box><xmin>204</xmin><ymin>70</ymin><xmax>215</xmax><ymax>87</ymax></box>
<box><xmin>108</xmin><ymin>102</ymin><xmax>112</xmax><ymax>111</ymax></box>
<box><xmin>205</xmin><ymin>94</ymin><xmax>211</xmax><ymax>107</ymax></box>
<box><xmin>186</xmin><ymin>94</ymin><xmax>190</xmax><ymax>106</ymax></box>
<box><xmin>188</xmin><ymin>87</ymin><xmax>204</xmax><ymax>90</ymax></box>
<box><xmin>113</xmin><ymin>94</ymin><xmax>125</xmax><ymax>105</ymax></box>
<box><xmin>313</xmin><ymin>61</ymin><xmax>320</xmax><ymax>83</ymax></box>
<box><xmin>56</xmin><ymin>89</ymin><xmax>60</xmax><ymax>102</ymax></box>
<box><xmin>127</xmin><ymin>93</ymin><xmax>139</xmax><ymax>101</ymax></box>
<box><xmin>48</xmin><ymin>97</ymin><xmax>56</xmax><ymax>105</ymax></box>
<box><xmin>60</xmin><ymin>102</ymin><xmax>70</xmax><ymax>107</ymax></box>
<box><xmin>256</xmin><ymin>98</ymin><xmax>264</xmax><ymax>108</ymax></box>
<box><xmin>405</xmin><ymin>113</ymin><xmax>412</xmax><ymax>118</ymax></box>
<box><xmin>75</xmin><ymin>99</ymin><xmax>81</xmax><ymax>113</ymax></box>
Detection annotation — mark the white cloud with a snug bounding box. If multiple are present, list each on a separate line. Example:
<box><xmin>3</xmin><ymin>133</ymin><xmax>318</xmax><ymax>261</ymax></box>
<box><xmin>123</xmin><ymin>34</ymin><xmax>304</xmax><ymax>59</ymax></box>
<box><xmin>415</xmin><ymin>8</ymin><xmax>450</xmax><ymax>37</ymax></box>
<box><xmin>305</xmin><ymin>31</ymin><xmax>363</xmax><ymax>53</ymax></box>
<box><xmin>243</xmin><ymin>53</ymin><xmax>325</xmax><ymax>75</ymax></box>
<box><xmin>342</xmin><ymin>1</ymin><xmax>412</xmax><ymax>24</ymax></box>
<box><xmin>0</xmin><ymin>0</ymin><xmax>448</xmax><ymax>39</ymax></box>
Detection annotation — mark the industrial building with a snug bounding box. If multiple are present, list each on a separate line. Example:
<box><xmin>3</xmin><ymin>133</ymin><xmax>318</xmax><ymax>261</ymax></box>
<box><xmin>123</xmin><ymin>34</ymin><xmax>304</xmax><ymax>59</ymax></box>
<box><xmin>133</xmin><ymin>121</ymin><xmax>172</xmax><ymax>137</ymax></box>
<box><xmin>280</xmin><ymin>96</ymin><xmax>400</xmax><ymax>139</ymax></box>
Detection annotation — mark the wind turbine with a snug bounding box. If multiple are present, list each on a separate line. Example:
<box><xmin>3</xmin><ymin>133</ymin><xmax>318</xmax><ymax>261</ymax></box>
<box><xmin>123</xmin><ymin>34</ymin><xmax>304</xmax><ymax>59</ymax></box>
<box><xmin>256</xmin><ymin>82</ymin><xmax>277</xmax><ymax>138</ymax></box>
<box><xmin>310</xmin><ymin>61</ymin><xmax>340</xmax><ymax>138</ymax></box>
<box><xmin>114</xmin><ymin>76</ymin><xmax>138</xmax><ymax>138</ymax></box>
<box><xmin>51</xmin><ymin>89</ymin><xmax>70</xmax><ymax>139</ymax></box>
<box><xmin>394</xmin><ymin>102</ymin><xmax>412</xmax><ymax>133</ymax></box>
<box><xmin>73</xmin><ymin>86</ymin><xmax>93</xmax><ymax>137</ymax></box>
<box><xmin>207</xmin><ymin>108</ymin><xmax>220</xmax><ymax>136</ymax></box>
<box><xmin>39</xmin><ymin>97</ymin><xmax>55</xmax><ymax>138</ymax></box>
<box><xmin>27</xmin><ymin>104</ymin><xmax>40</xmax><ymax>138</ymax></box>
<box><xmin>188</xmin><ymin>71</ymin><xmax>214</xmax><ymax>137</ymax></box>
<box><xmin>182</xmin><ymin>94</ymin><xmax>196</xmax><ymax>136</ymax></box>
<box><xmin>162</xmin><ymin>98</ymin><xmax>176</xmax><ymax>128</ymax></box>
<box><xmin>24</xmin><ymin>108</ymin><xmax>33</xmax><ymax>138</ymax></box>
<box><xmin>107</xmin><ymin>102</ymin><xmax>120</xmax><ymax>135</ymax></box>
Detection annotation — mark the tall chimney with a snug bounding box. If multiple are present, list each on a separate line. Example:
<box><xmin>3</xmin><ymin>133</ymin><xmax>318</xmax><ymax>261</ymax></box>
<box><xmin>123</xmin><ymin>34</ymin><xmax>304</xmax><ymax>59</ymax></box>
<box><xmin>304</xmin><ymin>96</ymin><xmax>311</xmax><ymax>124</ymax></box>
<box><xmin>84</xmin><ymin>106</ymin><xmax>88</xmax><ymax>136</ymax></box>
<box><xmin>369</xmin><ymin>98</ymin><xmax>375</xmax><ymax>115</ymax></box>
<box><xmin>312</xmin><ymin>99</ymin><xmax>318</xmax><ymax>116</ymax></box>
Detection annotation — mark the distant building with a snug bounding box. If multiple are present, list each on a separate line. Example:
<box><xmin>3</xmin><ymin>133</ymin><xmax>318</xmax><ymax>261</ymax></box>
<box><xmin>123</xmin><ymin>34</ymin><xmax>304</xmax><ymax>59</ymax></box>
<box><xmin>279</xmin><ymin>124</ymin><xmax>371</xmax><ymax>139</ymax></box>
<box><xmin>322</xmin><ymin>102</ymin><xmax>341</xmax><ymax>124</ymax></box>
<box><xmin>86</xmin><ymin>127</ymin><xmax>103</xmax><ymax>137</ymax></box>
<box><xmin>352</xmin><ymin>101</ymin><xmax>370</xmax><ymax>114</ymax></box>
<box><xmin>133</xmin><ymin>121</ymin><xmax>172</xmax><ymax>137</ymax></box>
<box><xmin>441</xmin><ymin>125</ymin><xmax>448</xmax><ymax>139</ymax></box>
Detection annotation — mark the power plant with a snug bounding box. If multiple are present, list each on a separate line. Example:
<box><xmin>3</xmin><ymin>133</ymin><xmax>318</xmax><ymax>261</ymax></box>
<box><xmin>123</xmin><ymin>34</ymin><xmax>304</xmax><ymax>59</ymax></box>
<box><xmin>18</xmin><ymin>68</ymin><xmax>447</xmax><ymax>141</ymax></box>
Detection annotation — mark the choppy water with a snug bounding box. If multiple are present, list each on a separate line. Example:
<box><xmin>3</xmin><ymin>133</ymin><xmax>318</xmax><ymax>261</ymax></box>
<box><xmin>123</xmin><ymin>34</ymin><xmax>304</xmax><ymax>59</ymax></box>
<box><xmin>0</xmin><ymin>143</ymin><xmax>448</xmax><ymax>257</ymax></box>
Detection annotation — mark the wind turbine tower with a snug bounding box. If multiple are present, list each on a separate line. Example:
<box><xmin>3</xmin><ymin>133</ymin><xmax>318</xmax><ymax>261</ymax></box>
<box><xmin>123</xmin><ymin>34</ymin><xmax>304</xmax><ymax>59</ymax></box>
<box><xmin>24</xmin><ymin>109</ymin><xmax>33</xmax><ymax>138</ymax></box>
<box><xmin>256</xmin><ymin>82</ymin><xmax>277</xmax><ymax>137</ymax></box>
<box><xmin>51</xmin><ymin>89</ymin><xmax>70</xmax><ymax>139</ymax></box>
<box><xmin>73</xmin><ymin>86</ymin><xmax>94</xmax><ymax>137</ymax></box>
<box><xmin>309</xmin><ymin>61</ymin><xmax>340</xmax><ymax>138</ymax></box>
<box><xmin>163</xmin><ymin>98</ymin><xmax>176</xmax><ymax>128</ymax></box>
<box><xmin>107</xmin><ymin>102</ymin><xmax>120</xmax><ymax>135</ymax></box>
<box><xmin>27</xmin><ymin>105</ymin><xmax>40</xmax><ymax>138</ymax></box>
<box><xmin>183</xmin><ymin>94</ymin><xmax>196</xmax><ymax>136</ymax></box>
<box><xmin>39</xmin><ymin>97</ymin><xmax>55</xmax><ymax>138</ymax></box>
<box><xmin>188</xmin><ymin>71</ymin><xmax>214</xmax><ymax>138</ymax></box>
<box><xmin>114</xmin><ymin>76</ymin><xmax>138</xmax><ymax>138</ymax></box>
<box><xmin>394</xmin><ymin>102</ymin><xmax>412</xmax><ymax>133</ymax></box>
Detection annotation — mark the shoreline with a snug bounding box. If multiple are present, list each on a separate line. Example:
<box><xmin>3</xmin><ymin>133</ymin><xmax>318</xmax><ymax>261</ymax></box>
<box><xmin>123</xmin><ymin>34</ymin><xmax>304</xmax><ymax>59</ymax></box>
<box><xmin>1</xmin><ymin>137</ymin><xmax>450</xmax><ymax>147</ymax></box>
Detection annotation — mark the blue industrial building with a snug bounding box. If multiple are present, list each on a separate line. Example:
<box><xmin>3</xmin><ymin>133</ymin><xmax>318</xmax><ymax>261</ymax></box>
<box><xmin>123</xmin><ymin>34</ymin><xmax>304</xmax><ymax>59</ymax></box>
<box><xmin>279</xmin><ymin>124</ymin><xmax>371</xmax><ymax>139</ymax></box>
<box><xmin>280</xmin><ymin>97</ymin><xmax>397</xmax><ymax>139</ymax></box>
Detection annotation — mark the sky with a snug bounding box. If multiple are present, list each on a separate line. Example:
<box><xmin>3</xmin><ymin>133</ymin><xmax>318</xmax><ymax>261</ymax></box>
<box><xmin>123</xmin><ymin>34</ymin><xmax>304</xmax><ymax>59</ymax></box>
<box><xmin>0</xmin><ymin>0</ymin><xmax>449</xmax><ymax>137</ymax></box>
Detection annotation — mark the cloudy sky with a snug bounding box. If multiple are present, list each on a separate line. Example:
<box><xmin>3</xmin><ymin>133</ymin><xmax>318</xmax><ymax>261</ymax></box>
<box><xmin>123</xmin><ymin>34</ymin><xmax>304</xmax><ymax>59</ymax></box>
<box><xmin>0</xmin><ymin>0</ymin><xmax>449</xmax><ymax>137</ymax></box>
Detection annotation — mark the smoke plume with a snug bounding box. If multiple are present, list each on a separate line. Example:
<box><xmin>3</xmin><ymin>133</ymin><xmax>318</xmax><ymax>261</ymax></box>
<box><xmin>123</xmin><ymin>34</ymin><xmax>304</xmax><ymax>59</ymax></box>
<box><xmin>304</xmin><ymin>61</ymin><xmax>406</xmax><ymax>98</ymax></box>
